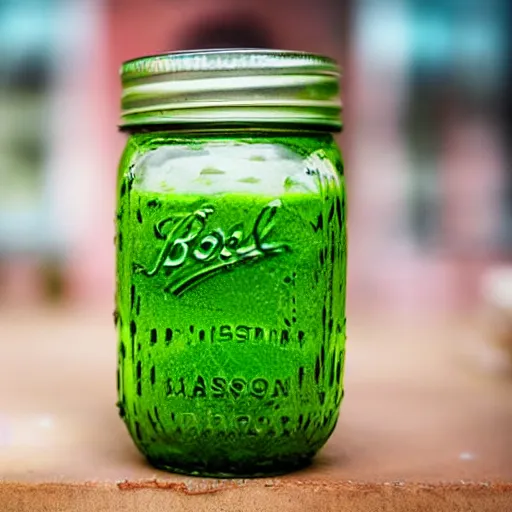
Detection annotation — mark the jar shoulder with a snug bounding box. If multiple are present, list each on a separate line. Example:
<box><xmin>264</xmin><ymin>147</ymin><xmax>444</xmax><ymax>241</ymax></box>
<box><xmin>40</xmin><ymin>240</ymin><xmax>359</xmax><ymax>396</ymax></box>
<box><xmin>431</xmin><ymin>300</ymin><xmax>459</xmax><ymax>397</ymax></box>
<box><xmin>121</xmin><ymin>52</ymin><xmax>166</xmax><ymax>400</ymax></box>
<box><xmin>118</xmin><ymin>132</ymin><xmax>344</xmax><ymax>197</ymax></box>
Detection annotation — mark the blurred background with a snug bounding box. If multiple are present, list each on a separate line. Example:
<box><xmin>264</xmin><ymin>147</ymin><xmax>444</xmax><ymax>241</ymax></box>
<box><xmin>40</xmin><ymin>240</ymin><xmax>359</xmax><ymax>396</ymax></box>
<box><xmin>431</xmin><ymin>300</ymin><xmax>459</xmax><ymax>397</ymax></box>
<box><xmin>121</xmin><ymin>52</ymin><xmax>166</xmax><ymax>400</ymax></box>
<box><xmin>1</xmin><ymin>1</ymin><xmax>512</xmax><ymax>489</ymax></box>
<box><xmin>0</xmin><ymin>0</ymin><xmax>510</xmax><ymax>318</ymax></box>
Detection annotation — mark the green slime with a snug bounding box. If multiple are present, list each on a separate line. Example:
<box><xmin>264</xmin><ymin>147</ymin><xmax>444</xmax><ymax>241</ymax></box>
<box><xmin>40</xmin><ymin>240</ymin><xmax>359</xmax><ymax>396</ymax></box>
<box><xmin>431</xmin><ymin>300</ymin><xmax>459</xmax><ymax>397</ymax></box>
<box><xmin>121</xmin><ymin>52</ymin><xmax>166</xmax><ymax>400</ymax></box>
<box><xmin>116</xmin><ymin>132</ymin><xmax>347</xmax><ymax>476</ymax></box>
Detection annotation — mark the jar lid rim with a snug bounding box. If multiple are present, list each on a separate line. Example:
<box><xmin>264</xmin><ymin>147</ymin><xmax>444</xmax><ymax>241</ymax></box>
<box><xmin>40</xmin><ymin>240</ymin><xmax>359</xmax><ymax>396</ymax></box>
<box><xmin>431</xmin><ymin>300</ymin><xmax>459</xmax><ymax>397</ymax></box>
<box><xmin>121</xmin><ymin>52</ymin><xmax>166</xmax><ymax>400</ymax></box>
<box><xmin>121</xmin><ymin>49</ymin><xmax>340</xmax><ymax>81</ymax></box>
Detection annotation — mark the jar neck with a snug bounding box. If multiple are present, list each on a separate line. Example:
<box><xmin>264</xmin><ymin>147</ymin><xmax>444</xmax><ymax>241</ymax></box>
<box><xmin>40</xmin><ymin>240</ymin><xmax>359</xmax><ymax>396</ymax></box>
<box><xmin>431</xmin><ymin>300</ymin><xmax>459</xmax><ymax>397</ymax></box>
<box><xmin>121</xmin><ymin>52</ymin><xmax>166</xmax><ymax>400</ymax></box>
<box><xmin>121</xmin><ymin>122</ymin><xmax>342</xmax><ymax>136</ymax></box>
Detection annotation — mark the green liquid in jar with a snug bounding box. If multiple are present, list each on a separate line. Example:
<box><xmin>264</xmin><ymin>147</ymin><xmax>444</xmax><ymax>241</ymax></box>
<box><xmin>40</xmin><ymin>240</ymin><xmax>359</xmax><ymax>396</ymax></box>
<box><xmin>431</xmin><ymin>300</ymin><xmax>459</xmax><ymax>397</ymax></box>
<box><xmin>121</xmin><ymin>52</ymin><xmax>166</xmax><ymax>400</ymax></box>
<box><xmin>116</xmin><ymin>134</ymin><xmax>346</xmax><ymax>477</ymax></box>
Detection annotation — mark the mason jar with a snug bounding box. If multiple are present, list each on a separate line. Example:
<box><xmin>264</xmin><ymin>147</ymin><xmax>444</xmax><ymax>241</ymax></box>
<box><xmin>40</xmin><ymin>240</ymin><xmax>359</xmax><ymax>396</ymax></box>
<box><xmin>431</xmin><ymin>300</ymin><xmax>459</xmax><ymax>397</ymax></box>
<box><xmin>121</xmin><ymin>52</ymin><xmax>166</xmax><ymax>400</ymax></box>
<box><xmin>115</xmin><ymin>49</ymin><xmax>347</xmax><ymax>477</ymax></box>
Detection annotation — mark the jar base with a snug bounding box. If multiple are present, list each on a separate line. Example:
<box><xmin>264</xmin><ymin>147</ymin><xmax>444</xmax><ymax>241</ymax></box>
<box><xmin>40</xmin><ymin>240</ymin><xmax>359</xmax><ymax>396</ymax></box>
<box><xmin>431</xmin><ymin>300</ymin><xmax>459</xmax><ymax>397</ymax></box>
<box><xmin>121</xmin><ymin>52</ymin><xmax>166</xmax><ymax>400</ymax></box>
<box><xmin>146</xmin><ymin>455</ymin><xmax>313</xmax><ymax>478</ymax></box>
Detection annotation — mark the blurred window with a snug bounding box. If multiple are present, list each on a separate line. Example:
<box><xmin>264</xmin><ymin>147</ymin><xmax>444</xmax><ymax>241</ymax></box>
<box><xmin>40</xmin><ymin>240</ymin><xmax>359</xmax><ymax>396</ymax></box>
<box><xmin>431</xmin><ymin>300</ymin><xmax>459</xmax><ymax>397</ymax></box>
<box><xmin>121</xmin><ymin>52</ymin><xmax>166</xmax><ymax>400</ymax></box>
<box><xmin>405</xmin><ymin>0</ymin><xmax>508</xmax><ymax>250</ymax></box>
<box><xmin>0</xmin><ymin>1</ymin><xmax>56</xmax><ymax>256</ymax></box>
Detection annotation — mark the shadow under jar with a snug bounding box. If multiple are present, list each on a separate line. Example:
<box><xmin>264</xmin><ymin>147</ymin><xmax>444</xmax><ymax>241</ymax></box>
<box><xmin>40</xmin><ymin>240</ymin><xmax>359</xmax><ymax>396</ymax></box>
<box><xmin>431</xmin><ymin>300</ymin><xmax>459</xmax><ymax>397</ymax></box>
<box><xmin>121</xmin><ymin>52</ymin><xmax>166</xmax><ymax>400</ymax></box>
<box><xmin>115</xmin><ymin>49</ymin><xmax>347</xmax><ymax>477</ymax></box>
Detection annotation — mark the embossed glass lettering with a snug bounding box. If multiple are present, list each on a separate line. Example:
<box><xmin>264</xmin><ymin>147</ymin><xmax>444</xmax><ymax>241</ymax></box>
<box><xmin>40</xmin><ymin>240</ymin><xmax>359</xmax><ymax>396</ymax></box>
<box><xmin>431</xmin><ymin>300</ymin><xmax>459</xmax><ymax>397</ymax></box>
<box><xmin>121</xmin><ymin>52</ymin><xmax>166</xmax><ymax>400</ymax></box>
<box><xmin>134</xmin><ymin>201</ymin><xmax>290</xmax><ymax>296</ymax></box>
<box><xmin>164</xmin><ymin>375</ymin><xmax>291</xmax><ymax>401</ymax></box>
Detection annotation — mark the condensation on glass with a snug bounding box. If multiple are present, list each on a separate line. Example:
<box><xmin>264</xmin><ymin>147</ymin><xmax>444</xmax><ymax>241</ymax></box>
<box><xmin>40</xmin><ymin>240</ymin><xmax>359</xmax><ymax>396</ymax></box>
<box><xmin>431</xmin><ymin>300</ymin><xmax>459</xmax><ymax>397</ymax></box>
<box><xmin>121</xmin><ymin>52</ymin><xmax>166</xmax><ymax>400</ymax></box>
<box><xmin>115</xmin><ymin>49</ymin><xmax>347</xmax><ymax>477</ymax></box>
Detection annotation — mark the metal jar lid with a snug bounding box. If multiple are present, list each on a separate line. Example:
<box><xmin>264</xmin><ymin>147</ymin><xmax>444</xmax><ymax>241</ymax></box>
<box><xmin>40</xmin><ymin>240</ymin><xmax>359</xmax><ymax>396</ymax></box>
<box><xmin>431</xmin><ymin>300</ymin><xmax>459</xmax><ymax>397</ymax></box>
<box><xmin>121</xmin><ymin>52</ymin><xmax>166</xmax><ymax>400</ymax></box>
<box><xmin>120</xmin><ymin>49</ymin><xmax>342</xmax><ymax>131</ymax></box>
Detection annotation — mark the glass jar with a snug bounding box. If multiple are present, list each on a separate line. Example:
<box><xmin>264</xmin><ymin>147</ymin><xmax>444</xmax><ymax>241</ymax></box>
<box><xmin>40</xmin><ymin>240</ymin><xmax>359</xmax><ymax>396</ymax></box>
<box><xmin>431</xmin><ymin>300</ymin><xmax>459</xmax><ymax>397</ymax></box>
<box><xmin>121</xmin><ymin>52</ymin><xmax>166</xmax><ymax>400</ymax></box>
<box><xmin>115</xmin><ymin>50</ymin><xmax>347</xmax><ymax>477</ymax></box>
